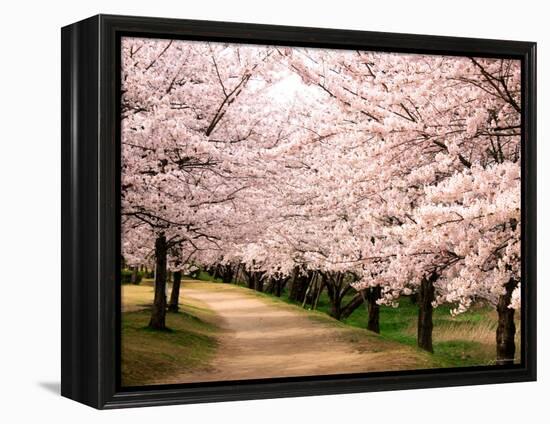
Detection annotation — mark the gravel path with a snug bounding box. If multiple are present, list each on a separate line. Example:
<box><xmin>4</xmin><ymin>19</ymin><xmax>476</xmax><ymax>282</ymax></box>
<box><xmin>159</xmin><ymin>282</ymin><xmax>433</xmax><ymax>384</ymax></box>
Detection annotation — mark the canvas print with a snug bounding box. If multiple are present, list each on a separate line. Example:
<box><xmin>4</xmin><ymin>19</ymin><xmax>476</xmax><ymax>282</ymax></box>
<box><xmin>120</xmin><ymin>36</ymin><xmax>521</xmax><ymax>387</ymax></box>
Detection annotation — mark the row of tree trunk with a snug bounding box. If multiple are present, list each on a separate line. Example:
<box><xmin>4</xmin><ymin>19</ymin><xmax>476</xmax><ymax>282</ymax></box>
<box><xmin>415</xmin><ymin>271</ymin><xmax>517</xmax><ymax>364</ymax></box>
<box><xmin>144</xmin><ymin>234</ymin><xmax>518</xmax><ymax>365</ymax></box>
<box><xmin>207</xmin><ymin>263</ymin><xmax>235</xmax><ymax>284</ymax></box>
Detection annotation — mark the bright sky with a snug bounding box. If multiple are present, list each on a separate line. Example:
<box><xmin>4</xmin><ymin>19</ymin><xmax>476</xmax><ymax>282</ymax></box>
<box><xmin>265</xmin><ymin>70</ymin><xmax>323</xmax><ymax>104</ymax></box>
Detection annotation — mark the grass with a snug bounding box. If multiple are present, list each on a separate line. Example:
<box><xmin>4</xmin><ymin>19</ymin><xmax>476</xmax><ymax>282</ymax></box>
<box><xmin>121</xmin><ymin>284</ymin><xmax>219</xmax><ymax>387</ymax></box>
<box><xmin>195</xmin><ymin>270</ymin><xmax>224</xmax><ymax>283</ymax></box>
<box><xmin>306</xmin><ymin>291</ymin><xmax>519</xmax><ymax>367</ymax></box>
<box><xmin>340</xmin><ymin>296</ymin><xmax>507</xmax><ymax>367</ymax></box>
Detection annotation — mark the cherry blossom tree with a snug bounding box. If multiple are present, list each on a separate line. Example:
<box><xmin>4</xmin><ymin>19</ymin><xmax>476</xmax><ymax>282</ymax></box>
<box><xmin>121</xmin><ymin>37</ymin><xmax>281</xmax><ymax>329</ymax></box>
<box><xmin>284</xmin><ymin>48</ymin><xmax>520</xmax><ymax>357</ymax></box>
<box><xmin>121</xmin><ymin>37</ymin><xmax>521</xmax><ymax>364</ymax></box>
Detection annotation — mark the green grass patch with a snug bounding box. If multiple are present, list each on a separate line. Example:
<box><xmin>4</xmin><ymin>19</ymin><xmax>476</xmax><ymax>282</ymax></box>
<box><xmin>192</xmin><ymin>270</ymin><xmax>225</xmax><ymax>284</ymax></box>
<box><xmin>121</xmin><ymin>305</ymin><xmax>218</xmax><ymax>387</ymax></box>
<box><xmin>339</xmin><ymin>296</ymin><xmax>504</xmax><ymax>367</ymax></box>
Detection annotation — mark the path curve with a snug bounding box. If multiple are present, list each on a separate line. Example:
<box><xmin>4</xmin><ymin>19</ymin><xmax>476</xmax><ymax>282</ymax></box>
<box><xmin>157</xmin><ymin>282</ymin><xmax>433</xmax><ymax>384</ymax></box>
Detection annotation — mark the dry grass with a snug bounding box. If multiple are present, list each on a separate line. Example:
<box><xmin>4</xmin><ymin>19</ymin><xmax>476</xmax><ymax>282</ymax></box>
<box><xmin>121</xmin><ymin>284</ymin><xmax>154</xmax><ymax>312</ymax></box>
<box><xmin>404</xmin><ymin>307</ymin><xmax>522</xmax><ymax>365</ymax></box>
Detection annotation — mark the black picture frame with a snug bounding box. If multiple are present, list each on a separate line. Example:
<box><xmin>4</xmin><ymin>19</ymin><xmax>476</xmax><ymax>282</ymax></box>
<box><xmin>61</xmin><ymin>14</ymin><xmax>537</xmax><ymax>409</ymax></box>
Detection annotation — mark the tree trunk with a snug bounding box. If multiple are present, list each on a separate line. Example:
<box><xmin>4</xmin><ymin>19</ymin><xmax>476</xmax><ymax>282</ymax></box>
<box><xmin>274</xmin><ymin>279</ymin><xmax>283</xmax><ymax>297</ymax></box>
<box><xmin>289</xmin><ymin>269</ymin><xmax>311</xmax><ymax>303</ymax></box>
<box><xmin>149</xmin><ymin>234</ymin><xmax>168</xmax><ymax>330</ymax></box>
<box><xmin>324</xmin><ymin>275</ymin><xmax>339</xmax><ymax>318</ymax></box>
<box><xmin>233</xmin><ymin>263</ymin><xmax>241</xmax><ymax>284</ymax></box>
<box><xmin>243</xmin><ymin>269</ymin><xmax>254</xmax><ymax>289</ymax></box>
<box><xmin>323</xmin><ymin>272</ymin><xmax>347</xmax><ymax>320</ymax></box>
<box><xmin>265</xmin><ymin>278</ymin><xmax>275</xmax><ymax>294</ymax></box>
<box><xmin>206</xmin><ymin>266</ymin><xmax>216</xmax><ymax>277</ymax></box>
<box><xmin>130</xmin><ymin>266</ymin><xmax>139</xmax><ymax>285</ymax></box>
<box><xmin>221</xmin><ymin>265</ymin><xmax>234</xmax><ymax>284</ymax></box>
<box><xmin>212</xmin><ymin>265</ymin><xmax>220</xmax><ymax>280</ymax></box>
<box><xmin>417</xmin><ymin>274</ymin><xmax>436</xmax><ymax>352</ymax></box>
<box><xmin>330</xmin><ymin>302</ymin><xmax>342</xmax><ymax>320</ymax></box>
<box><xmin>168</xmin><ymin>270</ymin><xmax>182</xmax><ymax>312</ymax></box>
<box><xmin>247</xmin><ymin>274</ymin><xmax>255</xmax><ymax>290</ymax></box>
<box><xmin>288</xmin><ymin>271</ymin><xmax>299</xmax><ymax>300</ymax></box>
<box><xmin>366</xmin><ymin>286</ymin><xmax>382</xmax><ymax>333</ymax></box>
<box><xmin>254</xmin><ymin>272</ymin><xmax>265</xmax><ymax>292</ymax></box>
<box><xmin>243</xmin><ymin>270</ymin><xmax>265</xmax><ymax>291</ymax></box>
<box><xmin>312</xmin><ymin>280</ymin><xmax>325</xmax><ymax>310</ymax></box>
<box><xmin>496</xmin><ymin>279</ymin><xmax>517</xmax><ymax>365</ymax></box>
<box><xmin>302</xmin><ymin>274</ymin><xmax>316</xmax><ymax>308</ymax></box>
<box><xmin>339</xmin><ymin>293</ymin><xmax>364</xmax><ymax>320</ymax></box>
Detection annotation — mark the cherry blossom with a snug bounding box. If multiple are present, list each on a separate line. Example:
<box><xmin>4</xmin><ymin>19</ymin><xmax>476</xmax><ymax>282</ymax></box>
<box><xmin>121</xmin><ymin>37</ymin><xmax>521</xmax><ymax>363</ymax></box>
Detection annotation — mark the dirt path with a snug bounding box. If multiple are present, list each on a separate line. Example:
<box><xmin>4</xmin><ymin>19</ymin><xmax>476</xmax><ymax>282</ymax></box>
<box><xmin>157</xmin><ymin>282</ymin><xmax>435</xmax><ymax>384</ymax></box>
